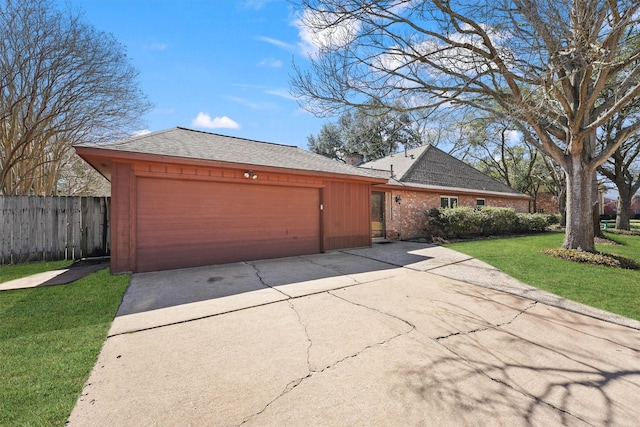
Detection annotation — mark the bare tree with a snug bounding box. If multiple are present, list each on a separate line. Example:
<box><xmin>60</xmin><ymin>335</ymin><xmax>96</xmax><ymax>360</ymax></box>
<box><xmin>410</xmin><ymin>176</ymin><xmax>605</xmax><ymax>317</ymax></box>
<box><xmin>597</xmin><ymin>117</ymin><xmax>640</xmax><ymax>229</ymax></box>
<box><xmin>0</xmin><ymin>0</ymin><xmax>151</xmax><ymax>195</ymax></box>
<box><xmin>291</xmin><ymin>0</ymin><xmax>640</xmax><ymax>251</ymax></box>
<box><xmin>457</xmin><ymin>116</ymin><xmax>565</xmax><ymax>214</ymax></box>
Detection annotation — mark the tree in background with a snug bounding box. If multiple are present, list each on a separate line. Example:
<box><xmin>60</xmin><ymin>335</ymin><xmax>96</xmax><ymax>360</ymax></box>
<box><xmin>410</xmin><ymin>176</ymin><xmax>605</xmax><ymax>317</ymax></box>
<box><xmin>458</xmin><ymin>116</ymin><xmax>565</xmax><ymax>215</ymax></box>
<box><xmin>291</xmin><ymin>0</ymin><xmax>640</xmax><ymax>252</ymax></box>
<box><xmin>0</xmin><ymin>0</ymin><xmax>151</xmax><ymax>195</ymax></box>
<box><xmin>308</xmin><ymin>101</ymin><xmax>424</xmax><ymax>162</ymax></box>
<box><xmin>307</xmin><ymin>122</ymin><xmax>345</xmax><ymax>161</ymax></box>
<box><xmin>597</xmin><ymin>110</ymin><xmax>640</xmax><ymax>230</ymax></box>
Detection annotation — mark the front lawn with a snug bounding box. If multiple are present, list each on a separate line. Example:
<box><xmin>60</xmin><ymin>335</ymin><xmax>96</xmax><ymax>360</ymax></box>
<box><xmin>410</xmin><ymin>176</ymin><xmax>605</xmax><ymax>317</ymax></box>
<box><xmin>444</xmin><ymin>232</ymin><xmax>640</xmax><ymax>321</ymax></box>
<box><xmin>0</xmin><ymin>267</ymin><xmax>129</xmax><ymax>426</ymax></box>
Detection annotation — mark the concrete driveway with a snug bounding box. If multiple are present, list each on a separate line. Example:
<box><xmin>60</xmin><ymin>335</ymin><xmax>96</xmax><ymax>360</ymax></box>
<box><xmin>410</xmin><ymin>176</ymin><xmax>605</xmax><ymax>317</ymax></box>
<box><xmin>68</xmin><ymin>242</ymin><xmax>640</xmax><ymax>426</ymax></box>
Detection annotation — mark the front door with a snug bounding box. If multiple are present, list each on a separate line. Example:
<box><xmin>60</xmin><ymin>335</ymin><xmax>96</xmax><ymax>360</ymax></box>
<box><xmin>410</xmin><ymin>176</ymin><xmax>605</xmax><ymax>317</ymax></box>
<box><xmin>371</xmin><ymin>192</ymin><xmax>385</xmax><ymax>238</ymax></box>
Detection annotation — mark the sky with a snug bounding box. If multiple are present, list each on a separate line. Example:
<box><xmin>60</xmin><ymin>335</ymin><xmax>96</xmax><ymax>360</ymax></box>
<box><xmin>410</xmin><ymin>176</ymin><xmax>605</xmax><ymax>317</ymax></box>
<box><xmin>61</xmin><ymin>0</ymin><xmax>329</xmax><ymax>148</ymax></box>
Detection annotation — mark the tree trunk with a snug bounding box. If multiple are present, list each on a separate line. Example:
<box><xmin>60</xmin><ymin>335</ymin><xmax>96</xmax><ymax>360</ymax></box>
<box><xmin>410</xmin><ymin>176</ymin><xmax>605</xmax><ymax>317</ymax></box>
<box><xmin>616</xmin><ymin>186</ymin><xmax>632</xmax><ymax>230</ymax></box>
<box><xmin>592</xmin><ymin>175</ymin><xmax>603</xmax><ymax>238</ymax></box>
<box><xmin>559</xmin><ymin>185</ymin><xmax>567</xmax><ymax>226</ymax></box>
<box><xmin>563</xmin><ymin>156</ymin><xmax>595</xmax><ymax>252</ymax></box>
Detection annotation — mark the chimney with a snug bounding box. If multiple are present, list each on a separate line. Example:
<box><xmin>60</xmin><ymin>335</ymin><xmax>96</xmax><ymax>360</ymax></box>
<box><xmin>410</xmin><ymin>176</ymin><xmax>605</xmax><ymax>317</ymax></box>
<box><xmin>345</xmin><ymin>152</ymin><xmax>364</xmax><ymax>166</ymax></box>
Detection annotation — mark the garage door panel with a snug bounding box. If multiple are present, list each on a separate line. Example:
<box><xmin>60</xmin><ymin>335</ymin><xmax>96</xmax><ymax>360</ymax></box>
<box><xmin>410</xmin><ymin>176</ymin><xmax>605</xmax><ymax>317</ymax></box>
<box><xmin>136</xmin><ymin>177</ymin><xmax>320</xmax><ymax>272</ymax></box>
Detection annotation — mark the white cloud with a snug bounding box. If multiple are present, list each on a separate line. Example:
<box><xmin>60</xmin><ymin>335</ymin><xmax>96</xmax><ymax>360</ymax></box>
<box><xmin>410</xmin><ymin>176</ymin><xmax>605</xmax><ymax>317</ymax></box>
<box><xmin>266</xmin><ymin>88</ymin><xmax>296</xmax><ymax>101</ymax></box>
<box><xmin>191</xmin><ymin>113</ymin><xmax>240</xmax><ymax>129</ymax></box>
<box><xmin>226</xmin><ymin>96</ymin><xmax>270</xmax><ymax>110</ymax></box>
<box><xmin>242</xmin><ymin>0</ymin><xmax>275</xmax><ymax>10</ymax></box>
<box><xmin>259</xmin><ymin>57</ymin><xmax>283</xmax><ymax>68</ymax></box>
<box><xmin>257</xmin><ymin>36</ymin><xmax>294</xmax><ymax>50</ymax></box>
<box><xmin>294</xmin><ymin>8</ymin><xmax>361</xmax><ymax>57</ymax></box>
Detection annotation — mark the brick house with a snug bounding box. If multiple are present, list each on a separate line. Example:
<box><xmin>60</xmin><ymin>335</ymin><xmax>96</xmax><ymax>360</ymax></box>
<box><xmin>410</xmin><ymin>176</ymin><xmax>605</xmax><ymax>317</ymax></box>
<box><xmin>76</xmin><ymin>127</ymin><xmax>386</xmax><ymax>273</ymax></box>
<box><xmin>360</xmin><ymin>145</ymin><xmax>531</xmax><ymax>240</ymax></box>
<box><xmin>534</xmin><ymin>192</ymin><xmax>561</xmax><ymax>214</ymax></box>
<box><xmin>602</xmin><ymin>193</ymin><xmax>640</xmax><ymax>218</ymax></box>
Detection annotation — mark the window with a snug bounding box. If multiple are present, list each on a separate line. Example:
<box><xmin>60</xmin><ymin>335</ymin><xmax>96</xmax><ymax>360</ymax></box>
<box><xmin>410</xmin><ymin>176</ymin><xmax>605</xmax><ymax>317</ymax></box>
<box><xmin>440</xmin><ymin>196</ymin><xmax>458</xmax><ymax>208</ymax></box>
<box><xmin>476</xmin><ymin>199</ymin><xmax>485</xmax><ymax>208</ymax></box>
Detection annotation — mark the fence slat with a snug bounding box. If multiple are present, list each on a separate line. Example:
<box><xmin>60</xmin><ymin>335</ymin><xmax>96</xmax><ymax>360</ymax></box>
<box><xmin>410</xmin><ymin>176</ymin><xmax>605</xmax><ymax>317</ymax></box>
<box><xmin>0</xmin><ymin>196</ymin><xmax>110</xmax><ymax>264</ymax></box>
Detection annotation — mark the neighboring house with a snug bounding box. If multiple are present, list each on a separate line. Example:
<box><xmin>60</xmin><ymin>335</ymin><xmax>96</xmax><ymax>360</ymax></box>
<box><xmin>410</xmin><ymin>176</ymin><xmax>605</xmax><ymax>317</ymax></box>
<box><xmin>602</xmin><ymin>193</ymin><xmax>640</xmax><ymax>218</ymax></box>
<box><xmin>358</xmin><ymin>145</ymin><xmax>531</xmax><ymax>240</ymax></box>
<box><xmin>76</xmin><ymin>127</ymin><xmax>386</xmax><ymax>273</ymax></box>
<box><xmin>602</xmin><ymin>196</ymin><xmax>618</xmax><ymax>216</ymax></box>
<box><xmin>535</xmin><ymin>192</ymin><xmax>561</xmax><ymax>214</ymax></box>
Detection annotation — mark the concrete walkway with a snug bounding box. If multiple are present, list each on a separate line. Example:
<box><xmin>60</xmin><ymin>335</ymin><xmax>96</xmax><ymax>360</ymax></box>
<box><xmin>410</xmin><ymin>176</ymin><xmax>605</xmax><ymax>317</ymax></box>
<box><xmin>68</xmin><ymin>242</ymin><xmax>640</xmax><ymax>426</ymax></box>
<box><xmin>0</xmin><ymin>258</ymin><xmax>109</xmax><ymax>291</ymax></box>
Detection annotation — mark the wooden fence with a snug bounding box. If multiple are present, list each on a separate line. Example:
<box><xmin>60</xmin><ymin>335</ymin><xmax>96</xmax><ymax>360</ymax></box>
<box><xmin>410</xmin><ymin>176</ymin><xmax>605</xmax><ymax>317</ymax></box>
<box><xmin>0</xmin><ymin>196</ymin><xmax>110</xmax><ymax>264</ymax></box>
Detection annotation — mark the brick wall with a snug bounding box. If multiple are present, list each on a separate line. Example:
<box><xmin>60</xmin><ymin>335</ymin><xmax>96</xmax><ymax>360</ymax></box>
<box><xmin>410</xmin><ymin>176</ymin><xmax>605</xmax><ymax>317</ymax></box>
<box><xmin>384</xmin><ymin>190</ymin><xmax>437</xmax><ymax>239</ymax></box>
<box><xmin>382</xmin><ymin>189</ymin><xmax>530</xmax><ymax>240</ymax></box>
<box><xmin>535</xmin><ymin>193</ymin><xmax>560</xmax><ymax>214</ymax></box>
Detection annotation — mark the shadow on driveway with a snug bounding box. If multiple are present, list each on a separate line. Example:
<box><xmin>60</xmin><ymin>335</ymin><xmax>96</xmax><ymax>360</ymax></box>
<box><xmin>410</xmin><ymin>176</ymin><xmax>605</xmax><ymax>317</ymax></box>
<box><xmin>116</xmin><ymin>241</ymin><xmax>438</xmax><ymax>318</ymax></box>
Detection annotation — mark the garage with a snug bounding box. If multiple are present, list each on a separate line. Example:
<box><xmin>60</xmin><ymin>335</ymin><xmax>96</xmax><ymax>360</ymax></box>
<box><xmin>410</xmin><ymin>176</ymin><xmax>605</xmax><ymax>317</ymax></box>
<box><xmin>135</xmin><ymin>177</ymin><xmax>320</xmax><ymax>272</ymax></box>
<box><xmin>75</xmin><ymin>127</ymin><xmax>386</xmax><ymax>273</ymax></box>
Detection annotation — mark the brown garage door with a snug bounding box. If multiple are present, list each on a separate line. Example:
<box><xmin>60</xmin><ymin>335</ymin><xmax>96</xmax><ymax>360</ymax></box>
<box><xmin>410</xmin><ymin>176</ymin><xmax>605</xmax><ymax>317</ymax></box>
<box><xmin>135</xmin><ymin>177</ymin><xmax>320</xmax><ymax>272</ymax></box>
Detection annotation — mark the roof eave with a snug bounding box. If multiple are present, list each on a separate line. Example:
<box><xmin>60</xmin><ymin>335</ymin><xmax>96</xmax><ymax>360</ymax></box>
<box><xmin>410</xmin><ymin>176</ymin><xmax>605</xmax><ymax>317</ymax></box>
<box><xmin>372</xmin><ymin>181</ymin><xmax>532</xmax><ymax>199</ymax></box>
<box><xmin>74</xmin><ymin>146</ymin><xmax>387</xmax><ymax>184</ymax></box>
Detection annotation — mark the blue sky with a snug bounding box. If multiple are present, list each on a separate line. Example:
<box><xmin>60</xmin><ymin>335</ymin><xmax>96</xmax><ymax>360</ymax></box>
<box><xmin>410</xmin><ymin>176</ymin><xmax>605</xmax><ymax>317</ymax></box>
<box><xmin>64</xmin><ymin>0</ymin><xmax>329</xmax><ymax>148</ymax></box>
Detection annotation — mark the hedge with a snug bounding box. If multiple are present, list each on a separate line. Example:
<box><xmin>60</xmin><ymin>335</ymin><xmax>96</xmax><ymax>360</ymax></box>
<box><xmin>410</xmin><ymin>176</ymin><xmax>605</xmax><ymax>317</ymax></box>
<box><xmin>424</xmin><ymin>206</ymin><xmax>558</xmax><ymax>239</ymax></box>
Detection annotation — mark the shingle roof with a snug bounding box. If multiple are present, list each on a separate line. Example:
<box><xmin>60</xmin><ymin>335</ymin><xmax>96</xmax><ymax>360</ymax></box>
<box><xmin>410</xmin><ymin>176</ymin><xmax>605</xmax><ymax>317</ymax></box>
<box><xmin>358</xmin><ymin>145</ymin><xmax>430</xmax><ymax>179</ymax></box>
<box><xmin>79</xmin><ymin>127</ymin><xmax>381</xmax><ymax>179</ymax></box>
<box><xmin>360</xmin><ymin>144</ymin><xmax>523</xmax><ymax>195</ymax></box>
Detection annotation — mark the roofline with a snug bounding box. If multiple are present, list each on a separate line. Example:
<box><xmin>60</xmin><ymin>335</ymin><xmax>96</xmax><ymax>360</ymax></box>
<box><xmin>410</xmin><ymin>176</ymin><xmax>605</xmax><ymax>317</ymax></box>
<box><xmin>396</xmin><ymin>144</ymin><xmax>431</xmax><ymax>180</ymax></box>
<box><xmin>75</xmin><ymin>146</ymin><xmax>388</xmax><ymax>184</ymax></box>
<box><xmin>174</xmin><ymin>126</ymin><xmax>298</xmax><ymax>148</ymax></box>
<box><xmin>77</xmin><ymin>126</ymin><xmax>299</xmax><ymax>150</ymax></box>
<box><xmin>373</xmin><ymin>181</ymin><xmax>532</xmax><ymax>199</ymax></box>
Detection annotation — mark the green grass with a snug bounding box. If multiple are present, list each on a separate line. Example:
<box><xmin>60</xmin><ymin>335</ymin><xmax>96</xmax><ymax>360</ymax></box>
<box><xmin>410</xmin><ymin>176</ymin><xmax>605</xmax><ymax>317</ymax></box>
<box><xmin>0</xmin><ymin>268</ymin><xmax>129</xmax><ymax>426</ymax></box>
<box><xmin>444</xmin><ymin>232</ymin><xmax>640</xmax><ymax>321</ymax></box>
<box><xmin>0</xmin><ymin>260</ymin><xmax>73</xmax><ymax>283</ymax></box>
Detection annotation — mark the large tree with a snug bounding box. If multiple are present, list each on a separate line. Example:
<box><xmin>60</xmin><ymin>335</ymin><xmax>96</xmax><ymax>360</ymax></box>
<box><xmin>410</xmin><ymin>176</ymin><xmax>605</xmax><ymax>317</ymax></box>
<box><xmin>0</xmin><ymin>0</ymin><xmax>151</xmax><ymax>195</ymax></box>
<box><xmin>291</xmin><ymin>0</ymin><xmax>640</xmax><ymax>251</ymax></box>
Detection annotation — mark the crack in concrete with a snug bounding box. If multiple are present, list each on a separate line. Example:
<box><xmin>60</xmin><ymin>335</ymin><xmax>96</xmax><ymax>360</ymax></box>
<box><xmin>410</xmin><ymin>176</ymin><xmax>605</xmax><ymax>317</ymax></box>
<box><xmin>287</xmin><ymin>300</ymin><xmax>312</xmax><ymax>370</ymax></box>
<box><xmin>420</xmin><ymin>256</ymin><xmax>476</xmax><ymax>272</ymax></box>
<box><xmin>435</xmin><ymin>334</ymin><xmax>594</xmax><ymax>427</ymax></box>
<box><xmin>239</xmin><ymin>329</ymin><xmax>414</xmax><ymax>426</ymax></box>
<box><xmin>240</xmin><ymin>290</ymin><xmax>416</xmax><ymax>426</ymax></box>
<box><xmin>247</xmin><ymin>262</ymin><xmax>291</xmax><ymax>298</ymax></box>
<box><xmin>328</xmin><ymin>290</ymin><xmax>417</xmax><ymax>331</ymax></box>
<box><xmin>240</xmin><ymin>299</ymin><xmax>313</xmax><ymax>426</ymax></box>
<box><xmin>432</xmin><ymin>301</ymin><xmax>592</xmax><ymax>425</ymax></box>
<box><xmin>435</xmin><ymin>301</ymin><xmax>537</xmax><ymax>341</ymax></box>
<box><xmin>488</xmin><ymin>375</ymin><xmax>597</xmax><ymax>427</ymax></box>
<box><xmin>299</xmin><ymin>255</ymin><xmax>349</xmax><ymax>276</ymax></box>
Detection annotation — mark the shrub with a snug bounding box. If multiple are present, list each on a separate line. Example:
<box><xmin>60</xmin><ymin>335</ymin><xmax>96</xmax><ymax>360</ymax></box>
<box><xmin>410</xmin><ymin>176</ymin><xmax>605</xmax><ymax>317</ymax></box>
<box><xmin>545</xmin><ymin>213</ymin><xmax>561</xmax><ymax>225</ymax></box>
<box><xmin>479</xmin><ymin>207</ymin><xmax>517</xmax><ymax>235</ymax></box>
<box><xmin>424</xmin><ymin>206</ymin><xmax>552</xmax><ymax>239</ymax></box>
<box><xmin>515</xmin><ymin>213</ymin><xmax>548</xmax><ymax>233</ymax></box>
